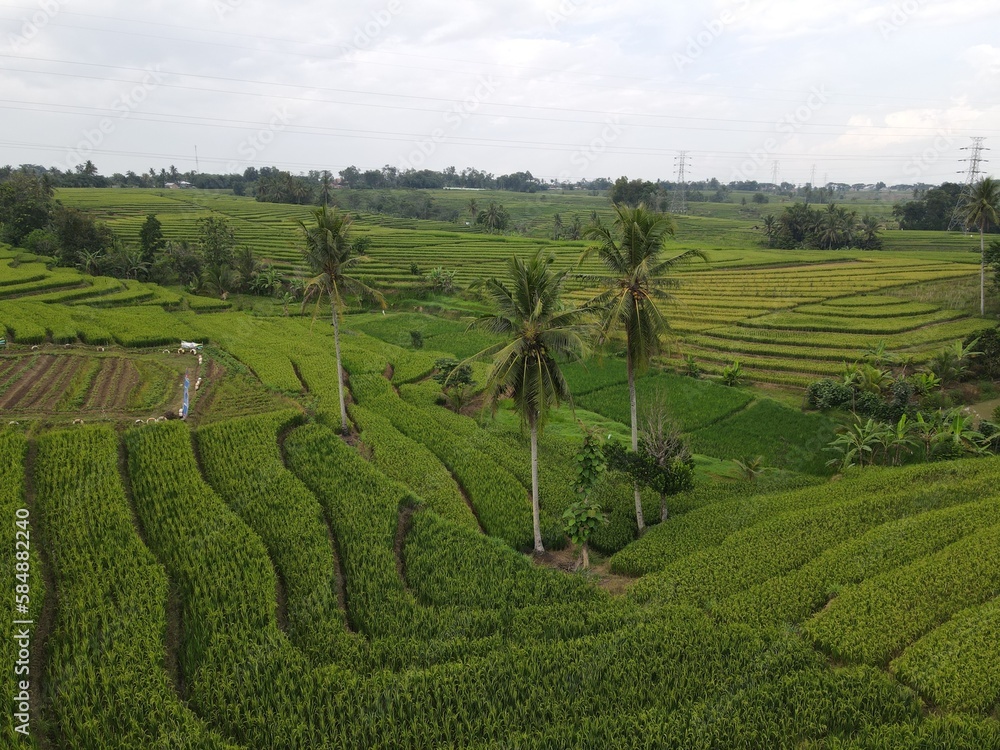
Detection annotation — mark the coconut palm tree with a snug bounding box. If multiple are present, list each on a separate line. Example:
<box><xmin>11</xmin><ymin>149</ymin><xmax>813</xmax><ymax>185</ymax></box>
<box><xmin>580</xmin><ymin>203</ymin><xmax>704</xmax><ymax>534</ymax></box>
<box><xmin>761</xmin><ymin>214</ymin><xmax>778</xmax><ymax>247</ymax></box>
<box><xmin>468</xmin><ymin>250</ymin><xmax>590</xmax><ymax>553</ymax></box>
<box><xmin>319</xmin><ymin>170</ymin><xmax>333</xmax><ymax>208</ymax></box>
<box><xmin>300</xmin><ymin>206</ymin><xmax>385</xmax><ymax>435</ymax></box>
<box><xmin>960</xmin><ymin>177</ymin><xmax>1000</xmax><ymax>315</ymax></box>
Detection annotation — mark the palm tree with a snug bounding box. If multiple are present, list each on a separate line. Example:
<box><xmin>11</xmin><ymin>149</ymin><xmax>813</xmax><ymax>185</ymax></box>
<box><xmin>960</xmin><ymin>177</ymin><xmax>1000</xmax><ymax>315</ymax></box>
<box><xmin>319</xmin><ymin>170</ymin><xmax>333</xmax><ymax>208</ymax></box>
<box><xmin>468</xmin><ymin>250</ymin><xmax>590</xmax><ymax>553</ymax></box>
<box><xmin>761</xmin><ymin>214</ymin><xmax>778</xmax><ymax>247</ymax></box>
<box><xmin>300</xmin><ymin>206</ymin><xmax>385</xmax><ymax>435</ymax></box>
<box><xmin>859</xmin><ymin>214</ymin><xmax>883</xmax><ymax>250</ymax></box>
<box><xmin>466</xmin><ymin>198</ymin><xmax>478</xmax><ymax>226</ymax></box>
<box><xmin>580</xmin><ymin>203</ymin><xmax>704</xmax><ymax>535</ymax></box>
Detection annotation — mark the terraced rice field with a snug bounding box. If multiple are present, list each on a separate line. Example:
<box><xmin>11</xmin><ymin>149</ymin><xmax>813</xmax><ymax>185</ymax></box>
<box><xmin>11</xmin><ymin>189</ymin><xmax>983</xmax><ymax>386</ymax></box>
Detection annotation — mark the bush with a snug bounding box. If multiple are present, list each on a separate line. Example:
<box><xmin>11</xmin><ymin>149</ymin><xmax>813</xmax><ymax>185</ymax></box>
<box><xmin>854</xmin><ymin>390</ymin><xmax>882</xmax><ymax>417</ymax></box>
<box><xmin>806</xmin><ymin>379</ymin><xmax>852</xmax><ymax>410</ymax></box>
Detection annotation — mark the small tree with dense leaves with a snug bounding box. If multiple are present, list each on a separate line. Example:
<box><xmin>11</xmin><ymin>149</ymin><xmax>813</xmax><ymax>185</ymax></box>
<box><xmin>563</xmin><ymin>427</ymin><xmax>607</xmax><ymax>569</ymax></box>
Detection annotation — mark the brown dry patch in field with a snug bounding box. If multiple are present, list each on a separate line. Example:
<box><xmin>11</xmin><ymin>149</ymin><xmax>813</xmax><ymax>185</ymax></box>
<box><xmin>104</xmin><ymin>359</ymin><xmax>141</xmax><ymax>410</ymax></box>
<box><xmin>84</xmin><ymin>357</ymin><xmax>142</xmax><ymax>410</ymax></box>
<box><xmin>0</xmin><ymin>356</ymin><xmax>37</xmax><ymax>392</ymax></box>
<box><xmin>22</xmin><ymin>356</ymin><xmax>83</xmax><ymax>410</ymax></box>
<box><xmin>83</xmin><ymin>358</ymin><xmax>119</xmax><ymax>409</ymax></box>
<box><xmin>533</xmin><ymin>547</ymin><xmax>635</xmax><ymax>596</ymax></box>
<box><xmin>0</xmin><ymin>354</ymin><xmax>56</xmax><ymax>410</ymax></box>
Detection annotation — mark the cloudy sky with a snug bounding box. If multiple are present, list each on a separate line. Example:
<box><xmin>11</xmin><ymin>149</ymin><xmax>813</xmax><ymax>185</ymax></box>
<box><xmin>1</xmin><ymin>0</ymin><xmax>998</xmax><ymax>185</ymax></box>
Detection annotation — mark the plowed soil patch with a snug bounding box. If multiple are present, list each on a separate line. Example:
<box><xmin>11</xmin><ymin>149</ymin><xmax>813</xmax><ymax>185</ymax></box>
<box><xmin>0</xmin><ymin>354</ymin><xmax>57</xmax><ymax>410</ymax></box>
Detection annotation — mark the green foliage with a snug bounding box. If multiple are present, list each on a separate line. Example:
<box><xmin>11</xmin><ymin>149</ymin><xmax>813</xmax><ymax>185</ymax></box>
<box><xmin>573</xmin><ymin>427</ymin><xmax>607</xmax><ymax>497</ymax></box>
<box><xmin>138</xmin><ymin>213</ymin><xmax>164</xmax><ymax>264</ymax></box>
<box><xmin>427</xmin><ymin>266</ymin><xmax>457</xmax><ymax>293</ymax></box>
<box><xmin>720</xmin><ymin>359</ymin><xmax>743</xmax><ymax>386</ymax></box>
<box><xmin>198</xmin><ymin>216</ymin><xmax>236</xmax><ymax>270</ymax></box>
<box><xmin>562</xmin><ymin>499</ymin><xmax>607</xmax><ymax>550</ymax></box>
<box><xmin>409</xmin><ymin>329</ymin><xmax>423</xmax><ymax>349</ymax></box>
<box><xmin>684</xmin><ymin>353</ymin><xmax>701</xmax><ymax>378</ymax></box>
<box><xmin>807</xmin><ymin>378</ymin><xmax>853</xmax><ymax>410</ymax></box>
<box><xmin>433</xmin><ymin>357</ymin><xmax>473</xmax><ymax>387</ymax></box>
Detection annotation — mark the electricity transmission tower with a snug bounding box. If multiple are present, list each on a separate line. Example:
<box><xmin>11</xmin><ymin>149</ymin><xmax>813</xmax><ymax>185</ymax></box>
<box><xmin>670</xmin><ymin>151</ymin><xmax>688</xmax><ymax>215</ymax></box>
<box><xmin>948</xmin><ymin>137</ymin><xmax>989</xmax><ymax>231</ymax></box>
<box><xmin>770</xmin><ymin>161</ymin><xmax>779</xmax><ymax>191</ymax></box>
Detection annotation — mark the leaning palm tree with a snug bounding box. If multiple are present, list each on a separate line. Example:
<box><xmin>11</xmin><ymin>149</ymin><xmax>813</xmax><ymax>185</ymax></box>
<box><xmin>468</xmin><ymin>250</ymin><xmax>590</xmax><ymax>553</ymax></box>
<box><xmin>300</xmin><ymin>206</ymin><xmax>385</xmax><ymax>435</ymax></box>
<box><xmin>961</xmin><ymin>177</ymin><xmax>1000</xmax><ymax>316</ymax></box>
<box><xmin>580</xmin><ymin>203</ymin><xmax>704</xmax><ymax>534</ymax></box>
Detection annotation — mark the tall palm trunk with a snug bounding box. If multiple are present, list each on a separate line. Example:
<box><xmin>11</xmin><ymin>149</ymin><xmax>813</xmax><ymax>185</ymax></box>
<box><xmin>530</xmin><ymin>416</ymin><xmax>544</xmax><ymax>553</ymax></box>
<box><xmin>627</xmin><ymin>351</ymin><xmax>645</xmax><ymax>535</ymax></box>
<box><xmin>331</xmin><ymin>299</ymin><xmax>348</xmax><ymax>435</ymax></box>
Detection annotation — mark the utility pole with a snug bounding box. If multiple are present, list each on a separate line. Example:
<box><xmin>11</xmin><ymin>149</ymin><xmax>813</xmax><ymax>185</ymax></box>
<box><xmin>670</xmin><ymin>151</ymin><xmax>689</xmax><ymax>215</ymax></box>
<box><xmin>948</xmin><ymin>137</ymin><xmax>989</xmax><ymax>231</ymax></box>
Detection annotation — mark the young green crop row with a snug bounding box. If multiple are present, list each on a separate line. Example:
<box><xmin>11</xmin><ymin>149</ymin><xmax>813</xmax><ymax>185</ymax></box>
<box><xmin>400</xmin><ymin>382</ymin><xmax>589</xmax><ymax>546</ymax></box>
<box><xmin>687</xmin><ymin>399</ymin><xmax>837</xmax><ymax>476</ymax></box>
<box><xmin>738</xmin><ymin>309</ymin><xmax>967</xmax><ymax>335</ymax></box>
<box><xmin>610</xmin><ymin>470</ymin><xmax>853</xmax><ymax>576</ymax></box>
<box><xmin>702</xmin><ymin>317</ymin><xmax>985</xmax><ymax>350</ymax></box>
<box><xmin>804</xmin><ymin>519</ymin><xmax>1000</xmax><ymax>666</ymax></box>
<box><xmin>356</xmin><ymin>383</ymin><xmax>535</xmax><ymax>548</ymax></box>
<box><xmin>892</xmin><ymin>596</ymin><xmax>1000</xmax><ymax>714</ymax></box>
<box><xmin>575</xmin><ymin>373</ymin><xmax>752</xmax><ymax>433</ymax></box>
<box><xmin>0</xmin><ymin>259</ymin><xmax>48</xmax><ymax>285</ymax></box>
<box><xmin>0</xmin><ymin>301</ymin><xmax>113</xmax><ymax>345</ymax></box>
<box><xmin>714</xmin><ymin>494</ymin><xmax>1000</xmax><ymax>630</ymax></box>
<box><xmin>0</xmin><ymin>268</ymin><xmax>83</xmax><ymax>298</ymax></box>
<box><xmin>182</xmin><ymin>314</ymin><xmax>304</xmax><ymax>393</ymax></box>
<box><xmin>125</xmin><ymin>421</ymin><xmax>329</xmax><ymax>748</ymax></box>
<box><xmin>349</xmin><ymin>402</ymin><xmax>479</xmax><ymax>531</ymax></box>
<box><xmin>195</xmin><ymin>412</ymin><xmax>351</xmax><ymax>664</ymax></box>
<box><xmin>626</xmin><ymin>457</ymin><xmax>1000</xmax><ymax>608</ymax></box>
<box><xmin>34</xmin><ymin>426</ymin><xmax>234</xmax><ymax>748</ymax></box>
<box><xmin>794</xmin><ymin>300</ymin><xmax>939</xmax><ymax>318</ymax></box>
<box><xmin>13</xmin><ymin>416</ymin><xmax>1000</xmax><ymax>747</ymax></box>
<box><xmin>0</xmin><ymin>431</ymin><xmax>44</xmax><ymax>750</ymax></box>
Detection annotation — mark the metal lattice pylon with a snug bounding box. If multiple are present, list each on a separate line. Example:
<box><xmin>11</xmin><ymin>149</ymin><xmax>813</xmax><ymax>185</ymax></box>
<box><xmin>949</xmin><ymin>137</ymin><xmax>989</xmax><ymax>231</ymax></box>
<box><xmin>670</xmin><ymin>151</ymin><xmax>688</xmax><ymax>215</ymax></box>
